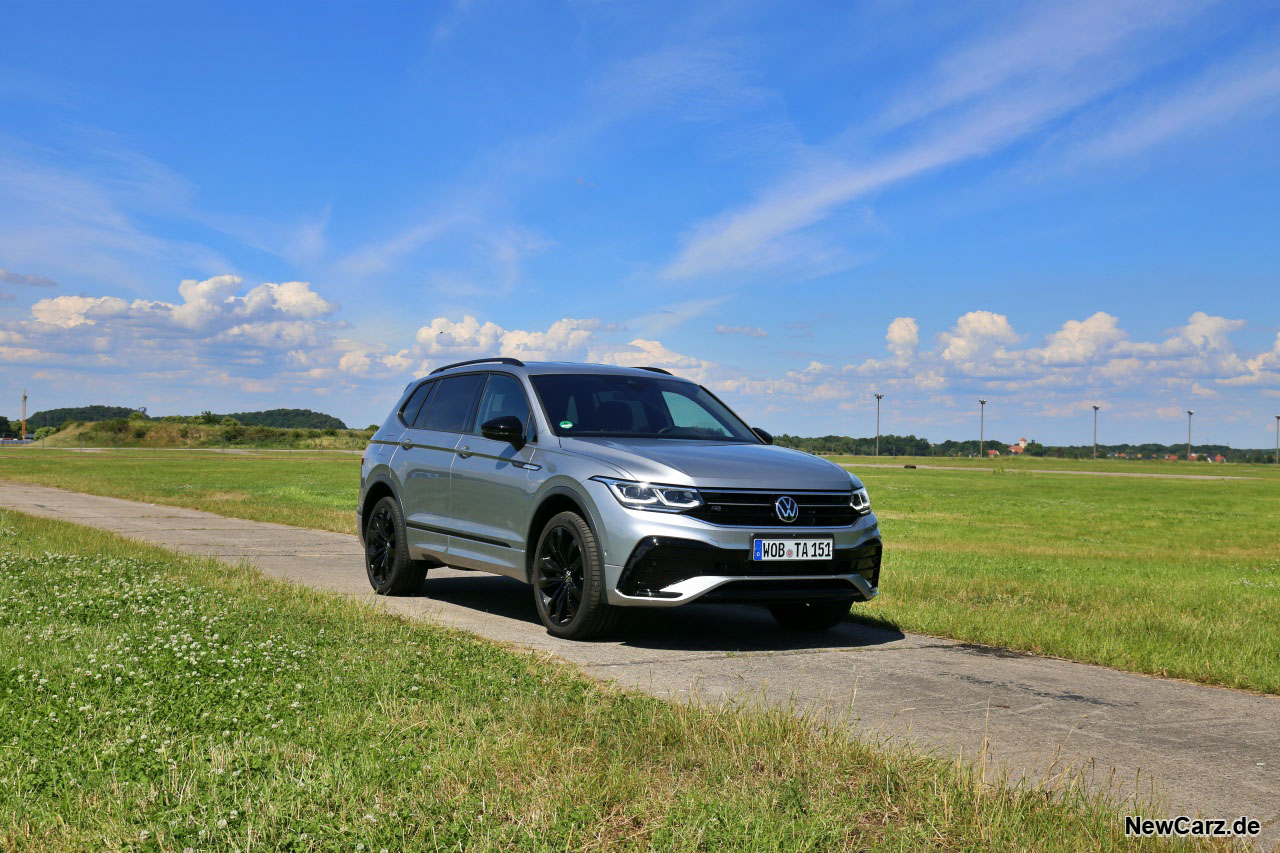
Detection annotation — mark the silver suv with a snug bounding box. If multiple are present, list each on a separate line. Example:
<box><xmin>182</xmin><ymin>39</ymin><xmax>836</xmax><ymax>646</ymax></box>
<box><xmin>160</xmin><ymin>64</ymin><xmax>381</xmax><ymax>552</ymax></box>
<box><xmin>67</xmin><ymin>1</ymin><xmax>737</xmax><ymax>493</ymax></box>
<box><xmin>358</xmin><ymin>358</ymin><xmax>881</xmax><ymax>640</ymax></box>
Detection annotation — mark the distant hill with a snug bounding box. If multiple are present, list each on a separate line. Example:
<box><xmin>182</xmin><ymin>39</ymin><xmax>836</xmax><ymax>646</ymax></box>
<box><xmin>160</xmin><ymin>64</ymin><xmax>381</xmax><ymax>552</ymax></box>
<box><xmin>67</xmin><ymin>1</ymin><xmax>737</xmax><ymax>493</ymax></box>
<box><xmin>28</xmin><ymin>405</ymin><xmax>346</xmax><ymax>431</ymax></box>
<box><xmin>28</xmin><ymin>406</ymin><xmax>139</xmax><ymax>429</ymax></box>
<box><xmin>223</xmin><ymin>409</ymin><xmax>347</xmax><ymax>429</ymax></box>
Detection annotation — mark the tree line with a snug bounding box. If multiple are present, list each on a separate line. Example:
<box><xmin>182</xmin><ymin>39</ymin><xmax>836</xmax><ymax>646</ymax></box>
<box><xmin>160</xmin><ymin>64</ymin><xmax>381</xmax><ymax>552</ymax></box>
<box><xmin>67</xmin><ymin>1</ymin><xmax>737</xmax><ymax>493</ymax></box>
<box><xmin>773</xmin><ymin>433</ymin><xmax>1278</xmax><ymax>463</ymax></box>
<box><xmin>15</xmin><ymin>406</ymin><xmax>347</xmax><ymax>433</ymax></box>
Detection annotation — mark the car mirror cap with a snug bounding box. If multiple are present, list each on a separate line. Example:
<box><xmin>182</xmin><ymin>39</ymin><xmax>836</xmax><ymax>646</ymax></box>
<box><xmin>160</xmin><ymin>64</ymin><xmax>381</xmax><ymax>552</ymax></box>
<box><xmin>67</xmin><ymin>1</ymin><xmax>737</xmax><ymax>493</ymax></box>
<box><xmin>481</xmin><ymin>415</ymin><xmax>526</xmax><ymax>447</ymax></box>
<box><xmin>752</xmin><ymin>427</ymin><xmax>774</xmax><ymax>445</ymax></box>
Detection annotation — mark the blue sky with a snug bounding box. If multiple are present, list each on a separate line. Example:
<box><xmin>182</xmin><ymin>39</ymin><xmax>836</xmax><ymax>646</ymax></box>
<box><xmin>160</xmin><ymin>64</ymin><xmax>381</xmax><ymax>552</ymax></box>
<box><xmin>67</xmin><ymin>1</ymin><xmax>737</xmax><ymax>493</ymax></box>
<box><xmin>2</xmin><ymin>1</ymin><xmax>1279</xmax><ymax>446</ymax></box>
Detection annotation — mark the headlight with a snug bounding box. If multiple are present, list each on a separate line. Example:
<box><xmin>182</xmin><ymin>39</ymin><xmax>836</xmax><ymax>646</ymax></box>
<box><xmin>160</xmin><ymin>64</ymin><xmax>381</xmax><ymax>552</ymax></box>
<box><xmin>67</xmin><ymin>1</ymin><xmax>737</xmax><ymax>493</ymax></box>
<box><xmin>592</xmin><ymin>477</ymin><xmax>703</xmax><ymax>511</ymax></box>
<box><xmin>850</xmin><ymin>486</ymin><xmax>871</xmax><ymax>514</ymax></box>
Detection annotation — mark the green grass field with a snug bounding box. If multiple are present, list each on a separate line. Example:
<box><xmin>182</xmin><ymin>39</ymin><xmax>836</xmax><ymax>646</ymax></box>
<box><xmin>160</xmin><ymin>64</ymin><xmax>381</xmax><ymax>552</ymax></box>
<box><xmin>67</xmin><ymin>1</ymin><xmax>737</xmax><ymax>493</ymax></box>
<box><xmin>3</xmin><ymin>449</ymin><xmax>1279</xmax><ymax>693</ymax></box>
<box><xmin>1</xmin><ymin>509</ymin><xmax>1186</xmax><ymax>851</ymax></box>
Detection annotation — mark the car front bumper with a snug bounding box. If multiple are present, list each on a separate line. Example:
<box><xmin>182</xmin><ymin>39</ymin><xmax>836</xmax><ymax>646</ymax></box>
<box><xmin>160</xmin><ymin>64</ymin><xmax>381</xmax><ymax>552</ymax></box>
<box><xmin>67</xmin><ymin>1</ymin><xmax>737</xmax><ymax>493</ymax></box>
<box><xmin>586</xmin><ymin>480</ymin><xmax>882</xmax><ymax>608</ymax></box>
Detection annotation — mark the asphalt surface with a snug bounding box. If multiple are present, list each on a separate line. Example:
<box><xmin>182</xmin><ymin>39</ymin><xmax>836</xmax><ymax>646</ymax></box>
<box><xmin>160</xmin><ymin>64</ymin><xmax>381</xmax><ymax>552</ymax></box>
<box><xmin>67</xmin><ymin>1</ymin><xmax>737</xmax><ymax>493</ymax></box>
<box><xmin>2</xmin><ymin>483</ymin><xmax>1276</xmax><ymax>847</ymax></box>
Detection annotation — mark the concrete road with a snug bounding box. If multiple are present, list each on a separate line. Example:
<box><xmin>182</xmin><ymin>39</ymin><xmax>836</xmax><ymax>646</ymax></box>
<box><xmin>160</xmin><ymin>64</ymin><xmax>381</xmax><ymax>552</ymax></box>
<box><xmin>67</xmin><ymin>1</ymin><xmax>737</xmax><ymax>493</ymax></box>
<box><xmin>2</xmin><ymin>483</ymin><xmax>1276</xmax><ymax>847</ymax></box>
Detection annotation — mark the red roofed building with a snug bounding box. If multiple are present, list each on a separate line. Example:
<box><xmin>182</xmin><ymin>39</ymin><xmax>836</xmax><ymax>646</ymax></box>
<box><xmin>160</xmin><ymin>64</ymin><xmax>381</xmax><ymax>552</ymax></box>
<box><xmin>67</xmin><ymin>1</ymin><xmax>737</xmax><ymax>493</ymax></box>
<box><xmin>1008</xmin><ymin>437</ymin><xmax>1028</xmax><ymax>454</ymax></box>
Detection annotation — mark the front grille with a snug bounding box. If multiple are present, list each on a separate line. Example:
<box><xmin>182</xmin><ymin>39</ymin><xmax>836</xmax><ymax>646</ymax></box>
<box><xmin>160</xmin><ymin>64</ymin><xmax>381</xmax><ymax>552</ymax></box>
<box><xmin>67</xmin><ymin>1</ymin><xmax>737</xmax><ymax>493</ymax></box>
<box><xmin>684</xmin><ymin>490</ymin><xmax>858</xmax><ymax>527</ymax></box>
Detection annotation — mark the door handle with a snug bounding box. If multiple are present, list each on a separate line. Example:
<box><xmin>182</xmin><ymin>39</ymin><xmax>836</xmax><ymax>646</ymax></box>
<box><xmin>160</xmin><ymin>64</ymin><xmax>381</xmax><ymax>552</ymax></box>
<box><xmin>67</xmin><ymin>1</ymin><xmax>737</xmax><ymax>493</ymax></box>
<box><xmin>457</xmin><ymin>446</ymin><xmax>473</xmax><ymax>459</ymax></box>
<box><xmin>400</xmin><ymin>438</ymin><xmax>412</xmax><ymax>450</ymax></box>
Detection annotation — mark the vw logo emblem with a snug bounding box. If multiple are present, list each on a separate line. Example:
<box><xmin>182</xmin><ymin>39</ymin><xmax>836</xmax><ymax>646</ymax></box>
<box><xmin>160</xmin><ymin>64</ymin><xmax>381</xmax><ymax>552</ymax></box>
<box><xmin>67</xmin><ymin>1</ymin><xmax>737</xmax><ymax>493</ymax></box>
<box><xmin>774</xmin><ymin>495</ymin><xmax>799</xmax><ymax>523</ymax></box>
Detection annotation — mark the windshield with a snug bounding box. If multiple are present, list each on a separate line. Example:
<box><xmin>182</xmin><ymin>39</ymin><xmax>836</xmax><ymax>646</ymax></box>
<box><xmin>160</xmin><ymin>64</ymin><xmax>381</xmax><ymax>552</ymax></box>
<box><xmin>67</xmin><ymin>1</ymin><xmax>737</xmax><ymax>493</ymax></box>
<box><xmin>530</xmin><ymin>374</ymin><xmax>759</xmax><ymax>442</ymax></box>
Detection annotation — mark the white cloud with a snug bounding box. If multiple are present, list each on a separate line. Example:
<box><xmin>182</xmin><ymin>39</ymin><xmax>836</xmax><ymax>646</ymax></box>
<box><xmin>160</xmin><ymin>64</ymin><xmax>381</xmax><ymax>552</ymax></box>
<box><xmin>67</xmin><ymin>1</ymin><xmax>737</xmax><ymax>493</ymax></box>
<box><xmin>656</xmin><ymin>1</ymin><xmax>1220</xmax><ymax>284</ymax></box>
<box><xmin>1038</xmin><ymin>312</ymin><xmax>1127</xmax><ymax>364</ymax></box>
<box><xmin>886</xmin><ymin>317</ymin><xmax>919</xmax><ymax>358</ymax></box>
<box><xmin>591</xmin><ymin>338</ymin><xmax>705</xmax><ymax>371</ymax></box>
<box><xmin>1079</xmin><ymin>47</ymin><xmax>1280</xmax><ymax>161</ymax></box>
<box><xmin>30</xmin><ymin>295</ymin><xmax>129</xmax><ymax>328</ymax></box>
<box><xmin>0</xmin><ymin>268</ymin><xmax>57</xmax><ymax>288</ymax></box>
<box><xmin>1181</xmin><ymin>311</ymin><xmax>1244</xmax><ymax>351</ymax></box>
<box><xmin>414</xmin><ymin>315</ymin><xmax>600</xmax><ymax>361</ymax></box>
<box><xmin>716</xmin><ymin>324</ymin><xmax>768</xmax><ymax>338</ymax></box>
<box><xmin>939</xmin><ymin>311</ymin><xmax>1019</xmax><ymax>363</ymax></box>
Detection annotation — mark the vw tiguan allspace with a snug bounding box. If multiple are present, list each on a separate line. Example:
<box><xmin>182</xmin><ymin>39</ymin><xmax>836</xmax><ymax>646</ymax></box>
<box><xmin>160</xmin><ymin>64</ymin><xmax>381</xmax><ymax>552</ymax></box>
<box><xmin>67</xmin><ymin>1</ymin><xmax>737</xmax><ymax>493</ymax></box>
<box><xmin>358</xmin><ymin>358</ymin><xmax>882</xmax><ymax>640</ymax></box>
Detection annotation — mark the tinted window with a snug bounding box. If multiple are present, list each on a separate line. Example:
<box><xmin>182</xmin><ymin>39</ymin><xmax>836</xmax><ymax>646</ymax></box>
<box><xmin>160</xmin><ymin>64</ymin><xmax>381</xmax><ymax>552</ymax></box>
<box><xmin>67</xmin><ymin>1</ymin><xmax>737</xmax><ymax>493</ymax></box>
<box><xmin>420</xmin><ymin>374</ymin><xmax>485</xmax><ymax>433</ymax></box>
<box><xmin>473</xmin><ymin>374</ymin><xmax>533</xmax><ymax>437</ymax></box>
<box><xmin>529</xmin><ymin>374</ymin><xmax>757</xmax><ymax>442</ymax></box>
<box><xmin>409</xmin><ymin>383</ymin><xmax>440</xmax><ymax>429</ymax></box>
<box><xmin>399</xmin><ymin>382</ymin><xmax>434</xmax><ymax>426</ymax></box>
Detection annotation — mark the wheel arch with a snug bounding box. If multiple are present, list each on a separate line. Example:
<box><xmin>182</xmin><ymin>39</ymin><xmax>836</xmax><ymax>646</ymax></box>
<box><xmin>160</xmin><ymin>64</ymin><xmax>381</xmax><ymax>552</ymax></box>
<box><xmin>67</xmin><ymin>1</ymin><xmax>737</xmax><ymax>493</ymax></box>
<box><xmin>360</xmin><ymin>476</ymin><xmax>399</xmax><ymax>540</ymax></box>
<box><xmin>524</xmin><ymin>485</ymin><xmax>604</xmax><ymax>582</ymax></box>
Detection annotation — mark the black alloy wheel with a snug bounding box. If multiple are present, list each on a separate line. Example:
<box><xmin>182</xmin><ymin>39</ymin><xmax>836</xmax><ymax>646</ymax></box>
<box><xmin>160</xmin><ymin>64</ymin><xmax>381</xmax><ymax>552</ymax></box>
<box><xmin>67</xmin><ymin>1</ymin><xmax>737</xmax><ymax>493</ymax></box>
<box><xmin>537</xmin><ymin>525</ymin><xmax>584</xmax><ymax>626</ymax></box>
<box><xmin>365</xmin><ymin>503</ymin><xmax>397</xmax><ymax>587</ymax></box>
<box><xmin>531</xmin><ymin>511</ymin><xmax>617</xmax><ymax>640</ymax></box>
<box><xmin>364</xmin><ymin>495</ymin><xmax>427</xmax><ymax>595</ymax></box>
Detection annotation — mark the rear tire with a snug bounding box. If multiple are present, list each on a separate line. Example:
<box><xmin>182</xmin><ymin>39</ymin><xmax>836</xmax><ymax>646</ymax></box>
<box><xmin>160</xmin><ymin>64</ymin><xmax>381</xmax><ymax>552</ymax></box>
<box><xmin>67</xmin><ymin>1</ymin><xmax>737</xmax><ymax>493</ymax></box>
<box><xmin>531</xmin><ymin>511</ymin><xmax>618</xmax><ymax>640</ymax></box>
<box><xmin>768</xmin><ymin>599</ymin><xmax>853</xmax><ymax>631</ymax></box>
<box><xmin>364</xmin><ymin>496</ymin><xmax>427</xmax><ymax>595</ymax></box>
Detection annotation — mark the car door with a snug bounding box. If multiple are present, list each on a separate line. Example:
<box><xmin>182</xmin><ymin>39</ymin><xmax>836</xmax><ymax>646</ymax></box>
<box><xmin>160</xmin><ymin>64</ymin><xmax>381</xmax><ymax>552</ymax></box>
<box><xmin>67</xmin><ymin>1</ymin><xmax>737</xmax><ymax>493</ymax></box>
<box><xmin>446</xmin><ymin>372</ymin><xmax>539</xmax><ymax>577</ymax></box>
<box><xmin>396</xmin><ymin>373</ymin><xmax>484</xmax><ymax>562</ymax></box>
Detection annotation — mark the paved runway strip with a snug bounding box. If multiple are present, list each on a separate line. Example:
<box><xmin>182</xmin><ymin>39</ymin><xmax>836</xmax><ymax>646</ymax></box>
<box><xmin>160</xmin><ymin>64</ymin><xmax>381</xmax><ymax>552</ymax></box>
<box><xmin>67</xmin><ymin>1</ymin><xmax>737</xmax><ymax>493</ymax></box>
<box><xmin>2</xmin><ymin>482</ymin><xmax>1276</xmax><ymax>844</ymax></box>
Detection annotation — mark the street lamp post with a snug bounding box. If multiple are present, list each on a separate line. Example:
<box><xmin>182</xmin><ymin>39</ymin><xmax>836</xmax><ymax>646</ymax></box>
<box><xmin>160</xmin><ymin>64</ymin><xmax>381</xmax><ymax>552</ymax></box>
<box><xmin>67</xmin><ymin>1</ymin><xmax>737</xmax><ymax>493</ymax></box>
<box><xmin>979</xmin><ymin>398</ymin><xmax>987</xmax><ymax>458</ymax></box>
<box><xmin>1092</xmin><ymin>404</ymin><xmax>1101</xmax><ymax>460</ymax></box>
<box><xmin>874</xmin><ymin>393</ymin><xmax>884</xmax><ymax>457</ymax></box>
<box><xmin>1186</xmin><ymin>410</ymin><xmax>1194</xmax><ymax>462</ymax></box>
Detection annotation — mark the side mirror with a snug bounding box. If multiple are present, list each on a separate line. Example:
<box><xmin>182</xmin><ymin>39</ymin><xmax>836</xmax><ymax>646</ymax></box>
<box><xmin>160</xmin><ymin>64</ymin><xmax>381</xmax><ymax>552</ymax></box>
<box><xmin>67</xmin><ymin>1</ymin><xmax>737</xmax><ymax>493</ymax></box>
<box><xmin>752</xmin><ymin>427</ymin><xmax>774</xmax><ymax>445</ymax></box>
<box><xmin>481</xmin><ymin>415</ymin><xmax>526</xmax><ymax>448</ymax></box>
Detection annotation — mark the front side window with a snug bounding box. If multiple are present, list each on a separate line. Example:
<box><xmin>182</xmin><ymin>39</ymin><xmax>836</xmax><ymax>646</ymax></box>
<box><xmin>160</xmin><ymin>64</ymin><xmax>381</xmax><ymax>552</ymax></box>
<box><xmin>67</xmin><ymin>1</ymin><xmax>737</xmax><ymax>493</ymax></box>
<box><xmin>420</xmin><ymin>373</ymin><xmax>485</xmax><ymax>433</ymax></box>
<box><xmin>472</xmin><ymin>373</ymin><xmax>533</xmax><ymax>438</ymax></box>
<box><xmin>530</xmin><ymin>374</ymin><xmax>757</xmax><ymax>442</ymax></box>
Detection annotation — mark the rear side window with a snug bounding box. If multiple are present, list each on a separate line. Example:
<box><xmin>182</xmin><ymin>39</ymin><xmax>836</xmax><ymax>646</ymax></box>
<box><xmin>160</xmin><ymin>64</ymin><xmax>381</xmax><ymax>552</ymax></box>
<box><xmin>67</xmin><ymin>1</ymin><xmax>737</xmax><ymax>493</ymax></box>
<box><xmin>473</xmin><ymin>373</ymin><xmax>533</xmax><ymax>438</ymax></box>
<box><xmin>420</xmin><ymin>373</ymin><xmax>485</xmax><ymax>433</ymax></box>
<box><xmin>399</xmin><ymin>381</ymin><xmax>434</xmax><ymax>427</ymax></box>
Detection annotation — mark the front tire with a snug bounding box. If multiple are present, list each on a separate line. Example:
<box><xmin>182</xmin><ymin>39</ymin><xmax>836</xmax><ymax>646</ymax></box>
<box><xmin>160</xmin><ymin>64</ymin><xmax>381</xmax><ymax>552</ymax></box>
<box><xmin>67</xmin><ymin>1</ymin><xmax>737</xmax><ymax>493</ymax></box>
<box><xmin>531</xmin><ymin>511</ymin><xmax>618</xmax><ymax>640</ymax></box>
<box><xmin>364</xmin><ymin>496</ymin><xmax>427</xmax><ymax>595</ymax></box>
<box><xmin>768</xmin><ymin>599</ymin><xmax>853</xmax><ymax>631</ymax></box>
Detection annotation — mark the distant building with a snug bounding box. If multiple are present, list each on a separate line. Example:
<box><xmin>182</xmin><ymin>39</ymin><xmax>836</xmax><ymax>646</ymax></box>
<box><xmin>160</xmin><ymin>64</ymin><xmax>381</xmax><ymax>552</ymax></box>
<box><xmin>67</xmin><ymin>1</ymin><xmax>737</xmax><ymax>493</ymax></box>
<box><xmin>1167</xmin><ymin>454</ymin><xmax>1179</xmax><ymax>461</ymax></box>
<box><xmin>987</xmin><ymin>448</ymin><xmax>1001</xmax><ymax>457</ymax></box>
<box><xmin>1214</xmin><ymin>453</ymin><xmax>1226</xmax><ymax>463</ymax></box>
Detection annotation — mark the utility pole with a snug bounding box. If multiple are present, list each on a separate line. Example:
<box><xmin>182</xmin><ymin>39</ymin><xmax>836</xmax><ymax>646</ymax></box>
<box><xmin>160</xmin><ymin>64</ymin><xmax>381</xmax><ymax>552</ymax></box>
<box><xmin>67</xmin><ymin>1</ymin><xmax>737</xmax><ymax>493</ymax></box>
<box><xmin>979</xmin><ymin>398</ymin><xmax>987</xmax><ymax>458</ymax></box>
<box><xmin>1186</xmin><ymin>410</ymin><xmax>1194</xmax><ymax>462</ymax></box>
<box><xmin>1274</xmin><ymin>414</ymin><xmax>1279</xmax><ymax>465</ymax></box>
<box><xmin>1092</xmin><ymin>404</ymin><xmax>1101</xmax><ymax>460</ymax></box>
<box><xmin>874</xmin><ymin>393</ymin><xmax>884</xmax><ymax>457</ymax></box>
<box><xmin>21</xmin><ymin>389</ymin><xmax>27</xmax><ymax>442</ymax></box>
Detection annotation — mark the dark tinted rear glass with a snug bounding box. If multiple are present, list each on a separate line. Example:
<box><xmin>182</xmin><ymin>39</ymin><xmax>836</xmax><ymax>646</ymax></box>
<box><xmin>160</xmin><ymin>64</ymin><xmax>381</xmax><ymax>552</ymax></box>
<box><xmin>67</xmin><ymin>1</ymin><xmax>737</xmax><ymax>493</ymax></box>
<box><xmin>409</xmin><ymin>383</ymin><xmax>440</xmax><ymax>429</ymax></box>
<box><xmin>399</xmin><ymin>381</ymin><xmax>434</xmax><ymax>426</ymax></box>
<box><xmin>420</xmin><ymin>373</ymin><xmax>485</xmax><ymax>433</ymax></box>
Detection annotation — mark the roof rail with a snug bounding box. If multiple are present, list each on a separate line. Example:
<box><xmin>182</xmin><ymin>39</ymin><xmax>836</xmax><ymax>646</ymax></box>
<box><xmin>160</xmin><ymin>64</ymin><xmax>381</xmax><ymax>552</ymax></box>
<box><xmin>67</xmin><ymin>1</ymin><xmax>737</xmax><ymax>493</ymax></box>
<box><xmin>637</xmin><ymin>366</ymin><xmax>672</xmax><ymax>375</ymax></box>
<box><xmin>429</xmin><ymin>357</ymin><xmax>525</xmax><ymax>375</ymax></box>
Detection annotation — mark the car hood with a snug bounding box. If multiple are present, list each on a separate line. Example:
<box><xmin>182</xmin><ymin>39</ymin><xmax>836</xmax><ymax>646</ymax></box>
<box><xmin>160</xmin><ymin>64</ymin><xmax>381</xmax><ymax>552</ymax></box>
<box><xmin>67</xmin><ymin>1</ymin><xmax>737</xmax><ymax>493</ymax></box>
<box><xmin>560</xmin><ymin>438</ymin><xmax>857</xmax><ymax>490</ymax></box>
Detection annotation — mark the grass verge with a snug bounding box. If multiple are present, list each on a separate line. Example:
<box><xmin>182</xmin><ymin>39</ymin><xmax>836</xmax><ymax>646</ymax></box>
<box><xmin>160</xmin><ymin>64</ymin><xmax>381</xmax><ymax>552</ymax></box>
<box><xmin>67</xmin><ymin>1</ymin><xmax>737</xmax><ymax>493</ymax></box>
<box><xmin>0</xmin><ymin>509</ymin><xmax>1191</xmax><ymax>851</ymax></box>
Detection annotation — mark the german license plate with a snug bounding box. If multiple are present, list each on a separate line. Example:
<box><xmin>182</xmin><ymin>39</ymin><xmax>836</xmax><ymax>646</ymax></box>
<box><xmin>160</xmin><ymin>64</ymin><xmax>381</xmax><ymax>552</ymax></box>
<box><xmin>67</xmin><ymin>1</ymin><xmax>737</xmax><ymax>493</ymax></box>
<box><xmin>752</xmin><ymin>538</ymin><xmax>833</xmax><ymax>561</ymax></box>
